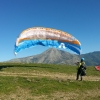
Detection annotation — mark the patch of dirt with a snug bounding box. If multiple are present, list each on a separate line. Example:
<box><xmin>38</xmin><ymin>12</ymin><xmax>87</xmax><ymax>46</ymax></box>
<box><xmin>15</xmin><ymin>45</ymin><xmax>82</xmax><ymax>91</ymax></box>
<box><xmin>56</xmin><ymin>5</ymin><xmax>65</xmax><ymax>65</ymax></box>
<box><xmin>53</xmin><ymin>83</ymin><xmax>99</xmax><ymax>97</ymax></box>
<box><xmin>0</xmin><ymin>71</ymin><xmax>100</xmax><ymax>81</ymax></box>
<box><xmin>1</xmin><ymin>89</ymin><xmax>100</xmax><ymax>100</ymax></box>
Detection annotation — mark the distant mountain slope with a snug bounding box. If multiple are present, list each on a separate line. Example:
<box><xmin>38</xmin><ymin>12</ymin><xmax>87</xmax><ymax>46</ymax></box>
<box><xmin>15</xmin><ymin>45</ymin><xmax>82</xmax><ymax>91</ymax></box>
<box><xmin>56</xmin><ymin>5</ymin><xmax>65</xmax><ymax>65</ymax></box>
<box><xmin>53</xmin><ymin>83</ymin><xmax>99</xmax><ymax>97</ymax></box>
<box><xmin>9</xmin><ymin>48</ymin><xmax>100</xmax><ymax>66</ymax></box>
<box><xmin>9</xmin><ymin>48</ymin><xmax>80</xmax><ymax>65</ymax></box>
<box><xmin>80</xmin><ymin>51</ymin><xmax>100</xmax><ymax>66</ymax></box>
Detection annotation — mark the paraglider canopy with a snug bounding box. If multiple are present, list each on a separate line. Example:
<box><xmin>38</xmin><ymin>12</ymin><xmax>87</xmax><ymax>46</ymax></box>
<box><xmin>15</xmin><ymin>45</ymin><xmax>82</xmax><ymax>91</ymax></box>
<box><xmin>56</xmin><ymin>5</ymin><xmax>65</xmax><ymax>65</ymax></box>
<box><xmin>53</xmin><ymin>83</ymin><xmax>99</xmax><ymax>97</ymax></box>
<box><xmin>14</xmin><ymin>27</ymin><xmax>81</xmax><ymax>55</ymax></box>
<box><xmin>95</xmin><ymin>66</ymin><xmax>100</xmax><ymax>71</ymax></box>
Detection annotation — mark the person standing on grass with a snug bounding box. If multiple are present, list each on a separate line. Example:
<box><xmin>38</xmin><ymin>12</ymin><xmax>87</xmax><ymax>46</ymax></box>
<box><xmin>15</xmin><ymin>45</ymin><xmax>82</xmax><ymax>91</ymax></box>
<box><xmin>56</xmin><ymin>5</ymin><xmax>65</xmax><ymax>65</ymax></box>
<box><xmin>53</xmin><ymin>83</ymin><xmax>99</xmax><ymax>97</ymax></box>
<box><xmin>76</xmin><ymin>58</ymin><xmax>86</xmax><ymax>81</ymax></box>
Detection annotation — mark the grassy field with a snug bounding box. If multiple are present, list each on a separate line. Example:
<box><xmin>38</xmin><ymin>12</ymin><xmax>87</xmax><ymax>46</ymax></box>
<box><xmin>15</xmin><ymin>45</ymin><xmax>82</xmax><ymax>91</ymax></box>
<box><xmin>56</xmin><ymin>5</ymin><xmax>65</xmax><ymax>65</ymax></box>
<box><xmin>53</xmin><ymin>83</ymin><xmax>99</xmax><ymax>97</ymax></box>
<box><xmin>0</xmin><ymin>63</ymin><xmax>100</xmax><ymax>100</ymax></box>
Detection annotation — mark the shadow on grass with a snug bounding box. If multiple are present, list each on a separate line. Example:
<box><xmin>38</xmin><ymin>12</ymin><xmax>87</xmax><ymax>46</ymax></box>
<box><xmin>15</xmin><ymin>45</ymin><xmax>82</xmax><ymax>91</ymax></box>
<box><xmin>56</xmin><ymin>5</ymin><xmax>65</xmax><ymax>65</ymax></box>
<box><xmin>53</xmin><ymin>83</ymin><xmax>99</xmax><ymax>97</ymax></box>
<box><xmin>0</xmin><ymin>65</ymin><xmax>14</xmax><ymax>71</ymax></box>
<box><xmin>0</xmin><ymin>63</ymin><xmax>56</xmax><ymax>71</ymax></box>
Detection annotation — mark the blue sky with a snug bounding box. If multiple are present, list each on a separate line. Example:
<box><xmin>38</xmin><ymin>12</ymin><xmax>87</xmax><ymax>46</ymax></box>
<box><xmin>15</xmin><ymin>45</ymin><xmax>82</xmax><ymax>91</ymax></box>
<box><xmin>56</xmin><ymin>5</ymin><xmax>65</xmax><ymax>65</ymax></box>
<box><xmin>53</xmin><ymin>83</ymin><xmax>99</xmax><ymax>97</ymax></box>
<box><xmin>0</xmin><ymin>0</ymin><xmax>100</xmax><ymax>62</ymax></box>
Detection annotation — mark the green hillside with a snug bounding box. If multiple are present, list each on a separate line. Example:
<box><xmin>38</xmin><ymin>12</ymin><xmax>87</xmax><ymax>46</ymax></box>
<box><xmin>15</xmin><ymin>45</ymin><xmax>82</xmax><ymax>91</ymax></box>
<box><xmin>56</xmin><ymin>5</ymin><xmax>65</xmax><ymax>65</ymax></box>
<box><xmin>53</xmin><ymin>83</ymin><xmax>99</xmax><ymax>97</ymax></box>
<box><xmin>0</xmin><ymin>63</ymin><xmax>100</xmax><ymax>100</ymax></box>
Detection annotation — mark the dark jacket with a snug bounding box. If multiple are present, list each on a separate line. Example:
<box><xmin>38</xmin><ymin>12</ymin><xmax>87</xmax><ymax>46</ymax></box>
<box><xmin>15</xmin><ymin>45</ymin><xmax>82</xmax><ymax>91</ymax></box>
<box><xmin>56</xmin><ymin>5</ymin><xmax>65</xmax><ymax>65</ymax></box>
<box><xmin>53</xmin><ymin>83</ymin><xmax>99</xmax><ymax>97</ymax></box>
<box><xmin>77</xmin><ymin>61</ymin><xmax>86</xmax><ymax>76</ymax></box>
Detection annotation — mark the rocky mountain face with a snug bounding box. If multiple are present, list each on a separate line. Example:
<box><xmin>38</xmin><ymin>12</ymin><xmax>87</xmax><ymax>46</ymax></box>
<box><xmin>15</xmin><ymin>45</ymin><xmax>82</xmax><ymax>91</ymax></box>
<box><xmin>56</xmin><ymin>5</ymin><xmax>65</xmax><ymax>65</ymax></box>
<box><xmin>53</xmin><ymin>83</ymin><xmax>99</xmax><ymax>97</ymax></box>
<box><xmin>9</xmin><ymin>48</ymin><xmax>100</xmax><ymax>66</ymax></box>
<box><xmin>80</xmin><ymin>51</ymin><xmax>100</xmax><ymax>66</ymax></box>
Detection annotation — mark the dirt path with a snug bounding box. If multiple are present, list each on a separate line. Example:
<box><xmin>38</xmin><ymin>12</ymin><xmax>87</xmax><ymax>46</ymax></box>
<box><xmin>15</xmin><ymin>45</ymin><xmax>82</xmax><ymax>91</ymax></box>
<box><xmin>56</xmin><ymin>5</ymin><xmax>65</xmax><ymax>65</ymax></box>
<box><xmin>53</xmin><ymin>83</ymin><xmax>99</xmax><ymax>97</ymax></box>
<box><xmin>0</xmin><ymin>71</ymin><xmax>100</xmax><ymax>81</ymax></box>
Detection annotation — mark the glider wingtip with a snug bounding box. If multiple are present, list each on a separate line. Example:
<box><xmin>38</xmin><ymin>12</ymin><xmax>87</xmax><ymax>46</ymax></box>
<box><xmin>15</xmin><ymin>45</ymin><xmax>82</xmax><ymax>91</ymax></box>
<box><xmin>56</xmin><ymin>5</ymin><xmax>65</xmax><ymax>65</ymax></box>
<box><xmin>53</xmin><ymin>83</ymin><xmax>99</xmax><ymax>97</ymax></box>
<box><xmin>14</xmin><ymin>52</ymin><xmax>17</xmax><ymax>56</ymax></box>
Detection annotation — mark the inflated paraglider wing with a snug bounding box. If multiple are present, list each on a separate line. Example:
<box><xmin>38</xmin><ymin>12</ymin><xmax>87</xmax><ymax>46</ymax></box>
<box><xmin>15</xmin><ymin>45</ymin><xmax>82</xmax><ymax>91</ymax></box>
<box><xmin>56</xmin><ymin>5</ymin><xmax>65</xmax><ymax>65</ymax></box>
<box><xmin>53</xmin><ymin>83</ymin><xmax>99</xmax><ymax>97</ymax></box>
<box><xmin>95</xmin><ymin>66</ymin><xmax>100</xmax><ymax>71</ymax></box>
<box><xmin>14</xmin><ymin>27</ymin><xmax>81</xmax><ymax>55</ymax></box>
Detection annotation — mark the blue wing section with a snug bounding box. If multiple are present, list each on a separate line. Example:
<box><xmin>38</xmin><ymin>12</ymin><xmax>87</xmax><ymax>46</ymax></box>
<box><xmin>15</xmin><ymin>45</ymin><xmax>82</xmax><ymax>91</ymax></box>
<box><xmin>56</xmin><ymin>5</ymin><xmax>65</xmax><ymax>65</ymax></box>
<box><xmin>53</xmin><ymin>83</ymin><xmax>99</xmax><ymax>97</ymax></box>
<box><xmin>14</xmin><ymin>39</ymin><xmax>81</xmax><ymax>55</ymax></box>
<box><xmin>14</xmin><ymin>39</ymin><xmax>60</xmax><ymax>53</ymax></box>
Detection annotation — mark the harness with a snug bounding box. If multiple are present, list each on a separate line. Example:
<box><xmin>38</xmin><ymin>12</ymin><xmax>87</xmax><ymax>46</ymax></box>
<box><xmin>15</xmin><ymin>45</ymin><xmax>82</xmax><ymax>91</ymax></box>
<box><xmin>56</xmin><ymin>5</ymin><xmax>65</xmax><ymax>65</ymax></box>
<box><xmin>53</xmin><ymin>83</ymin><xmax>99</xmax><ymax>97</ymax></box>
<box><xmin>78</xmin><ymin>61</ymin><xmax>86</xmax><ymax>76</ymax></box>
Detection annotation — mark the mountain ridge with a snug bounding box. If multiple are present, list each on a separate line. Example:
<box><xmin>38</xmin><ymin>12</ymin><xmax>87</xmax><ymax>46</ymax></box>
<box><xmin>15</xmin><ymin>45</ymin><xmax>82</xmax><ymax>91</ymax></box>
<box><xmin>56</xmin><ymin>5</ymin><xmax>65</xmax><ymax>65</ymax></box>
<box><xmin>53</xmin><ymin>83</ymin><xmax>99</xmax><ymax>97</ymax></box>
<box><xmin>9</xmin><ymin>48</ymin><xmax>100</xmax><ymax>66</ymax></box>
